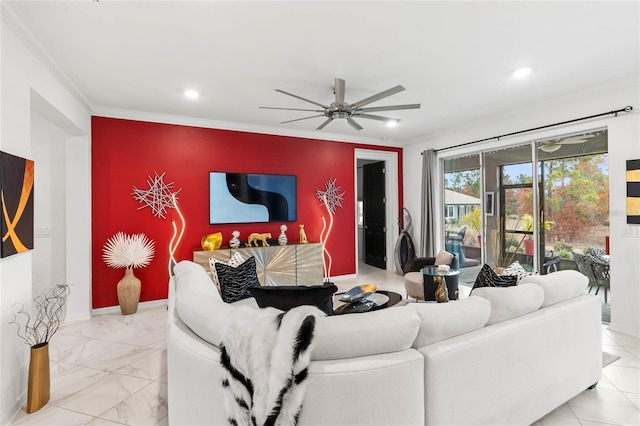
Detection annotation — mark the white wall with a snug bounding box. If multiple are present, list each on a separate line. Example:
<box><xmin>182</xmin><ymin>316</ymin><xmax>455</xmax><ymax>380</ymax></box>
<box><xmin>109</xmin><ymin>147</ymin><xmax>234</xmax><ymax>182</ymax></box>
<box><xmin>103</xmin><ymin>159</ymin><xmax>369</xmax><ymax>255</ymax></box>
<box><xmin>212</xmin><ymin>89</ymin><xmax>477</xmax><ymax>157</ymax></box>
<box><xmin>31</xmin><ymin>112</ymin><xmax>67</xmax><ymax>298</ymax></box>
<box><xmin>404</xmin><ymin>80</ymin><xmax>640</xmax><ymax>336</ymax></box>
<box><xmin>0</xmin><ymin>16</ymin><xmax>91</xmax><ymax>423</ymax></box>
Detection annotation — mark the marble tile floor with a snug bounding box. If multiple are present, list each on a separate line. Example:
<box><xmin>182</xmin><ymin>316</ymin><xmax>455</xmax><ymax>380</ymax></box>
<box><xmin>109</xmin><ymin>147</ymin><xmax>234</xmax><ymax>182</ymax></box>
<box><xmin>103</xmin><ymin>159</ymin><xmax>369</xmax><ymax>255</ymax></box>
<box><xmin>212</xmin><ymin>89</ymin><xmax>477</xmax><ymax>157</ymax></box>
<box><xmin>11</xmin><ymin>263</ymin><xmax>640</xmax><ymax>426</ymax></box>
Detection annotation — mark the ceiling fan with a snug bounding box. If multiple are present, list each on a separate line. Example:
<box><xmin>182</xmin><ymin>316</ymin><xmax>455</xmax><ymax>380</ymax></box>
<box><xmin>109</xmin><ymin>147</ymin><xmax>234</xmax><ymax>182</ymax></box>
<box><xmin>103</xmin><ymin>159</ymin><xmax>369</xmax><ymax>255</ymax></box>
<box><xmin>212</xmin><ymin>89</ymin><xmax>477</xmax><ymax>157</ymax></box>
<box><xmin>260</xmin><ymin>78</ymin><xmax>420</xmax><ymax>131</ymax></box>
<box><xmin>538</xmin><ymin>134</ymin><xmax>596</xmax><ymax>153</ymax></box>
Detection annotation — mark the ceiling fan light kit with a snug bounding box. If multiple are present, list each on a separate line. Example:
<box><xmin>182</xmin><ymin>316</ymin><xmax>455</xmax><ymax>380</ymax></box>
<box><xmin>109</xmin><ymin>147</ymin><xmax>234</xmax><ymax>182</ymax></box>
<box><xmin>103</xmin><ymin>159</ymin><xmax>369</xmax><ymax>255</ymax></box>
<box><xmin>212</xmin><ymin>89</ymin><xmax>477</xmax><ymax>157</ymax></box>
<box><xmin>261</xmin><ymin>78</ymin><xmax>421</xmax><ymax>131</ymax></box>
<box><xmin>539</xmin><ymin>133</ymin><xmax>596</xmax><ymax>153</ymax></box>
<box><xmin>539</xmin><ymin>143</ymin><xmax>562</xmax><ymax>153</ymax></box>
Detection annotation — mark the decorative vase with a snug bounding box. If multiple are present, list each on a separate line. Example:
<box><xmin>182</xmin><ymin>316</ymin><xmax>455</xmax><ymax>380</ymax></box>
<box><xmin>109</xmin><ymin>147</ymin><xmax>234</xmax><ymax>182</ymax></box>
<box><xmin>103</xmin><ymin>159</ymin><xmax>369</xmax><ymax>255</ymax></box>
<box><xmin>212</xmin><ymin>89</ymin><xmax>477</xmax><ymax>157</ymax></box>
<box><xmin>201</xmin><ymin>232</ymin><xmax>223</xmax><ymax>250</ymax></box>
<box><xmin>27</xmin><ymin>342</ymin><xmax>50</xmax><ymax>413</ymax></box>
<box><xmin>524</xmin><ymin>238</ymin><xmax>534</xmax><ymax>255</ymax></box>
<box><xmin>229</xmin><ymin>231</ymin><xmax>241</xmax><ymax>248</ymax></box>
<box><xmin>278</xmin><ymin>225</ymin><xmax>288</xmax><ymax>246</ymax></box>
<box><xmin>117</xmin><ymin>267</ymin><xmax>141</xmax><ymax>315</ymax></box>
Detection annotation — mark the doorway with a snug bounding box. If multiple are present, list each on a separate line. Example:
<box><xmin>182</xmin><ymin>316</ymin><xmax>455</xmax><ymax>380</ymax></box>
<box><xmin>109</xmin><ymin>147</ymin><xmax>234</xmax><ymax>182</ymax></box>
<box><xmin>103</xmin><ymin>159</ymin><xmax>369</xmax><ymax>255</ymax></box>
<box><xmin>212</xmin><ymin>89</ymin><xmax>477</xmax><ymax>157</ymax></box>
<box><xmin>363</xmin><ymin>161</ymin><xmax>386</xmax><ymax>268</ymax></box>
<box><xmin>354</xmin><ymin>149</ymin><xmax>399</xmax><ymax>272</ymax></box>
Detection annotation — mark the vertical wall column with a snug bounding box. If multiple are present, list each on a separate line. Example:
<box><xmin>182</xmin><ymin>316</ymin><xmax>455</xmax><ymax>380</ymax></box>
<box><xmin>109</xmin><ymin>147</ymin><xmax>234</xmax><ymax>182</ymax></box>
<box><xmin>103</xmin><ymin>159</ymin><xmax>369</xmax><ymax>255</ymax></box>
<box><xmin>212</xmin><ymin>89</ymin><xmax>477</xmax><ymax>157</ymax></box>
<box><xmin>65</xmin><ymin>136</ymin><xmax>92</xmax><ymax>321</ymax></box>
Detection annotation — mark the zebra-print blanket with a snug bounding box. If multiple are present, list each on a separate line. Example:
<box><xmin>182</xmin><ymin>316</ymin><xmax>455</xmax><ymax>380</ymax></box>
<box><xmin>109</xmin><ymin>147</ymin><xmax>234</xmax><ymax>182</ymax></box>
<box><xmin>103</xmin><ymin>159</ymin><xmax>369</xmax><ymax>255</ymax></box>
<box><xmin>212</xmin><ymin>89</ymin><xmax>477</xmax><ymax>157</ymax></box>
<box><xmin>220</xmin><ymin>305</ymin><xmax>324</xmax><ymax>426</ymax></box>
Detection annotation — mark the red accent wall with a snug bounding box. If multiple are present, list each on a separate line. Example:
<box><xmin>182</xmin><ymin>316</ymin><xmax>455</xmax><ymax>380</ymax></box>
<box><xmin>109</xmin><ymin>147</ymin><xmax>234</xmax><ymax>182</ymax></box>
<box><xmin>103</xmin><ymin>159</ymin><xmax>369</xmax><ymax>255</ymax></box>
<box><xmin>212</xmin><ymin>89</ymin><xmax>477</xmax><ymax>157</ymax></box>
<box><xmin>91</xmin><ymin>117</ymin><xmax>403</xmax><ymax>309</ymax></box>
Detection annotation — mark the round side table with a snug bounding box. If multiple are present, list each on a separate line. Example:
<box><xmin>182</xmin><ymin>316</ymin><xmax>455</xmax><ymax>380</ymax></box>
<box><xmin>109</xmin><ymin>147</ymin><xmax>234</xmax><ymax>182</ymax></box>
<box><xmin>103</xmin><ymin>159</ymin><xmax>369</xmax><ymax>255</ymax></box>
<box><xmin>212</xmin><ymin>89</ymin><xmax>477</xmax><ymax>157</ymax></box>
<box><xmin>420</xmin><ymin>266</ymin><xmax>460</xmax><ymax>302</ymax></box>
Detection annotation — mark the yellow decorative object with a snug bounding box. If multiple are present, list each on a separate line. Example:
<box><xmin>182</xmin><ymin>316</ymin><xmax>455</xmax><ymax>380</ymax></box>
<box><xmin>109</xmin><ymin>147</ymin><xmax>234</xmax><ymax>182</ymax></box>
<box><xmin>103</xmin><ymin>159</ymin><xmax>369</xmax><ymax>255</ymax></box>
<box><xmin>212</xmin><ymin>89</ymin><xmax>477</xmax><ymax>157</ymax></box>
<box><xmin>434</xmin><ymin>276</ymin><xmax>449</xmax><ymax>303</ymax></box>
<box><xmin>299</xmin><ymin>224</ymin><xmax>308</xmax><ymax>243</ymax></box>
<box><xmin>201</xmin><ymin>232</ymin><xmax>223</xmax><ymax>250</ymax></box>
<box><xmin>248</xmin><ymin>232</ymin><xmax>271</xmax><ymax>247</ymax></box>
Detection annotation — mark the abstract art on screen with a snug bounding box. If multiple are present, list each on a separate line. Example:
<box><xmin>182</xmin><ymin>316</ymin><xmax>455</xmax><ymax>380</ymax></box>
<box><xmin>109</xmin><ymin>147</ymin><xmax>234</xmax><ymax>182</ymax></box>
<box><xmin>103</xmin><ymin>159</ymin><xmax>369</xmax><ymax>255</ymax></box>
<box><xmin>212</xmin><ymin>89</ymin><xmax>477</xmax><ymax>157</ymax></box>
<box><xmin>627</xmin><ymin>159</ymin><xmax>640</xmax><ymax>224</ymax></box>
<box><xmin>209</xmin><ymin>172</ymin><xmax>296</xmax><ymax>224</ymax></box>
<box><xmin>1</xmin><ymin>151</ymin><xmax>35</xmax><ymax>258</ymax></box>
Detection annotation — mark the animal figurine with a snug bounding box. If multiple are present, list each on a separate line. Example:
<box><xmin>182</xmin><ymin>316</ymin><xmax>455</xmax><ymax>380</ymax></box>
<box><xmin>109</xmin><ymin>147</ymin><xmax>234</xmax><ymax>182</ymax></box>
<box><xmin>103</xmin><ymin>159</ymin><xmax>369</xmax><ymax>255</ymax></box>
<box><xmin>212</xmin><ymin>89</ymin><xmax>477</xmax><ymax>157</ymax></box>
<box><xmin>434</xmin><ymin>276</ymin><xmax>449</xmax><ymax>303</ymax></box>
<box><xmin>248</xmin><ymin>232</ymin><xmax>271</xmax><ymax>247</ymax></box>
<box><xmin>299</xmin><ymin>224</ymin><xmax>308</xmax><ymax>244</ymax></box>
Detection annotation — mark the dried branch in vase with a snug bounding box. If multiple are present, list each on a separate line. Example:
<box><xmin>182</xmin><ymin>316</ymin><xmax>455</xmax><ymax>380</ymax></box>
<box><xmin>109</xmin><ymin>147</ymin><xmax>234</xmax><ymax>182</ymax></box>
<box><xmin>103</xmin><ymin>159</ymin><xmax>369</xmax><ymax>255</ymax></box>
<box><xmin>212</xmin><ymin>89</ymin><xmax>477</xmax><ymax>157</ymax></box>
<box><xmin>9</xmin><ymin>284</ymin><xmax>70</xmax><ymax>347</ymax></box>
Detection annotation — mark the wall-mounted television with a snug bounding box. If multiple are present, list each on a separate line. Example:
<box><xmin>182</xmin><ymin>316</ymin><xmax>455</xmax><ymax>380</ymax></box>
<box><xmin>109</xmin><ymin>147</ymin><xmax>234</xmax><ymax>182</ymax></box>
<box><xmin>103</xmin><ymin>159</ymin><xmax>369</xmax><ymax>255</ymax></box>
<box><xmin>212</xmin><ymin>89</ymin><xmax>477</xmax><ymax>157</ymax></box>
<box><xmin>209</xmin><ymin>172</ymin><xmax>297</xmax><ymax>224</ymax></box>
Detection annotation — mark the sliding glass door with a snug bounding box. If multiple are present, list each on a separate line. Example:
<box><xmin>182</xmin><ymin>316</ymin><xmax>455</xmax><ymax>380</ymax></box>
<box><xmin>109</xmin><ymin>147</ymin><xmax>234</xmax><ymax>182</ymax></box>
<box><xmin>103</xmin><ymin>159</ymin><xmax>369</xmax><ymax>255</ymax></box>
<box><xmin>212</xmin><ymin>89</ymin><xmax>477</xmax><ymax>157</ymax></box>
<box><xmin>441</xmin><ymin>128</ymin><xmax>609</xmax><ymax>279</ymax></box>
<box><xmin>483</xmin><ymin>145</ymin><xmax>535</xmax><ymax>273</ymax></box>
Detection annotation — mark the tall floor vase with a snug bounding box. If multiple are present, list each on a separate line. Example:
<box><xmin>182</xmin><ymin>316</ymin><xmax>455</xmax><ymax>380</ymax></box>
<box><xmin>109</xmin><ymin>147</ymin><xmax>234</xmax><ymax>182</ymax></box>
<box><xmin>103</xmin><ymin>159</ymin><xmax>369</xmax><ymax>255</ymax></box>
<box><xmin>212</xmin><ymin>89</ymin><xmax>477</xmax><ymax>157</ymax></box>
<box><xmin>27</xmin><ymin>343</ymin><xmax>50</xmax><ymax>413</ymax></box>
<box><xmin>117</xmin><ymin>267</ymin><xmax>141</xmax><ymax>315</ymax></box>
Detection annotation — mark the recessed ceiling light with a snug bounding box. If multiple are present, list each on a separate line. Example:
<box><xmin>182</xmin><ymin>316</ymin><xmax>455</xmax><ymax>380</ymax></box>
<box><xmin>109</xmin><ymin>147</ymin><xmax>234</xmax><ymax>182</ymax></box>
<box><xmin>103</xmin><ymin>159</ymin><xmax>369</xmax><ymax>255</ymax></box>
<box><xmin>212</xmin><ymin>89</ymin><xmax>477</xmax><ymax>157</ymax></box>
<box><xmin>513</xmin><ymin>67</ymin><xmax>532</xmax><ymax>79</ymax></box>
<box><xmin>386</xmin><ymin>120</ymin><xmax>398</xmax><ymax>128</ymax></box>
<box><xmin>184</xmin><ymin>89</ymin><xmax>199</xmax><ymax>99</ymax></box>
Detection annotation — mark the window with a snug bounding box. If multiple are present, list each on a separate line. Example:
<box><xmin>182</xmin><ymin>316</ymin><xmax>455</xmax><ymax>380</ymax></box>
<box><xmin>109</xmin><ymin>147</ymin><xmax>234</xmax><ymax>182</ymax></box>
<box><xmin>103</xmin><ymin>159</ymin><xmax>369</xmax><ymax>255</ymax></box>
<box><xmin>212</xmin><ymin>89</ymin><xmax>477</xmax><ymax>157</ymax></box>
<box><xmin>445</xmin><ymin>205</ymin><xmax>455</xmax><ymax>219</ymax></box>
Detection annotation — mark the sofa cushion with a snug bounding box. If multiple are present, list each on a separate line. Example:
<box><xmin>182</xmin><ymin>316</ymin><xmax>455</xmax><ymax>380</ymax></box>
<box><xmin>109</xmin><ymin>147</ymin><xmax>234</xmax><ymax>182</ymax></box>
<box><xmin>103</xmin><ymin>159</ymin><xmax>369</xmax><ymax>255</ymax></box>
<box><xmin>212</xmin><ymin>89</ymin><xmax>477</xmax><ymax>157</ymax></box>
<box><xmin>520</xmin><ymin>270</ymin><xmax>588</xmax><ymax>307</ymax></box>
<box><xmin>407</xmin><ymin>296</ymin><xmax>491</xmax><ymax>348</ymax></box>
<box><xmin>249</xmin><ymin>284</ymin><xmax>338</xmax><ymax>316</ymax></box>
<box><xmin>209</xmin><ymin>252</ymin><xmax>244</xmax><ymax>290</ymax></box>
<box><xmin>216</xmin><ymin>256</ymin><xmax>261</xmax><ymax>303</ymax></box>
<box><xmin>404</xmin><ymin>271</ymin><xmax>423</xmax><ymax>299</ymax></box>
<box><xmin>311</xmin><ymin>307</ymin><xmax>420</xmax><ymax>361</ymax></box>
<box><xmin>472</xmin><ymin>283</ymin><xmax>544</xmax><ymax>325</ymax></box>
<box><xmin>435</xmin><ymin>250</ymin><xmax>454</xmax><ymax>266</ymax></box>
<box><xmin>502</xmin><ymin>261</ymin><xmax>536</xmax><ymax>284</ymax></box>
<box><xmin>472</xmin><ymin>264</ymin><xmax>518</xmax><ymax>292</ymax></box>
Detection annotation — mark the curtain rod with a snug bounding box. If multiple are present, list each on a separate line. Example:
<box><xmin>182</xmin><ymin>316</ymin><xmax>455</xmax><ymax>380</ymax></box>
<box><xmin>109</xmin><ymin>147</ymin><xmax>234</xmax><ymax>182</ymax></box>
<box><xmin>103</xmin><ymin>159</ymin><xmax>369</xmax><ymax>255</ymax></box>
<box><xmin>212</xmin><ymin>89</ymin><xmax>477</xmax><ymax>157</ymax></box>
<box><xmin>433</xmin><ymin>105</ymin><xmax>633</xmax><ymax>153</ymax></box>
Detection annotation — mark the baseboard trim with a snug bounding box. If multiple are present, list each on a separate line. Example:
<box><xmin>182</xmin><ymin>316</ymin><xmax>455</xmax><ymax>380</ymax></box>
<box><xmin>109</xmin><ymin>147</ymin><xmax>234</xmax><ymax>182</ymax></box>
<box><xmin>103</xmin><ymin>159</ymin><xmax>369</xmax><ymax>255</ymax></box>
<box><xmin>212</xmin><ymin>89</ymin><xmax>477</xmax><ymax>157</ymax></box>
<box><xmin>92</xmin><ymin>299</ymin><xmax>168</xmax><ymax>316</ymax></box>
<box><xmin>4</xmin><ymin>390</ymin><xmax>27</xmax><ymax>426</ymax></box>
<box><xmin>607</xmin><ymin>323</ymin><xmax>640</xmax><ymax>338</ymax></box>
<box><xmin>330</xmin><ymin>274</ymin><xmax>357</xmax><ymax>282</ymax></box>
<box><xmin>64</xmin><ymin>312</ymin><xmax>92</xmax><ymax>323</ymax></box>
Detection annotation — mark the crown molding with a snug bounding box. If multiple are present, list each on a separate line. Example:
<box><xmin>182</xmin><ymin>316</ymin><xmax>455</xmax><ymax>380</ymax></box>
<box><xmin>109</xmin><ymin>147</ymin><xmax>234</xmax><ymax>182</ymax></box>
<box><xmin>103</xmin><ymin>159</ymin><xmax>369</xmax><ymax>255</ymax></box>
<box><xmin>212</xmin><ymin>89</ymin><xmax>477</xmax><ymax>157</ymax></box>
<box><xmin>93</xmin><ymin>106</ymin><xmax>405</xmax><ymax>148</ymax></box>
<box><xmin>1</xmin><ymin>2</ymin><xmax>94</xmax><ymax>113</ymax></box>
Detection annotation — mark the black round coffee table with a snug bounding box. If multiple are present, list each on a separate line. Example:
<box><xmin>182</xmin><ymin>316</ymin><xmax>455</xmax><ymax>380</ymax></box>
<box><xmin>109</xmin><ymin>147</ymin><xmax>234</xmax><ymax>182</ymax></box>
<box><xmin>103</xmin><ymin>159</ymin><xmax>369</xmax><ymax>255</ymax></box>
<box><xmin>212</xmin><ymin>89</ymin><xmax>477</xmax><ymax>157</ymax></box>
<box><xmin>333</xmin><ymin>290</ymin><xmax>402</xmax><ymax>315</ymax></box>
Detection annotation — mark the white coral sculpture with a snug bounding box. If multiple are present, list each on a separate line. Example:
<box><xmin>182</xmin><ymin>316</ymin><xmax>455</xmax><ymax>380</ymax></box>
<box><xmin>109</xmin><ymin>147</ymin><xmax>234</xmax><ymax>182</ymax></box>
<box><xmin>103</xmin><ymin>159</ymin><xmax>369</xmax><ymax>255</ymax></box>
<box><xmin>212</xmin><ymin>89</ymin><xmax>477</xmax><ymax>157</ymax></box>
<box><xmin>103</xmin><ymin>232</ymin><xmax>155</xmax><ymax>269</ymax></box>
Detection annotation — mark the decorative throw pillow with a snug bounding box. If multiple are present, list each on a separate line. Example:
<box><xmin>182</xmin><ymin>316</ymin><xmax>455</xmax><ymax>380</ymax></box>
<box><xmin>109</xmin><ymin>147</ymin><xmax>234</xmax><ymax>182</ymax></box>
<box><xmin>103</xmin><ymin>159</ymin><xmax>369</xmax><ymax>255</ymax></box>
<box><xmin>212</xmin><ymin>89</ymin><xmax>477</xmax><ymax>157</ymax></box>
<box><xmin>502</xmin><ymin>261</ymin><xmax>536</xmax><ymax>284</ymax></box>
<box><xmin>434</xmin><ymin>250</ymin><xmax>454</xmax><ymax>266</ymax></box>
<box><xmin>249</xmin><ymin>284</ymin><xmax>338</xmax><ymax>316</ymax></box>
<box><xmin>216</xmin><ymin>256</ymin><xmax>260</xmax><ymax>303</ymax></box>
<box><xmin>471</xmin><ymin>264</ymin><xmax>518</xmax><ymax>293</ymax></box>
<box><xmin>209</xmin><ymin>253</ymin><xmax>244</xmax><ymax>289</ymax></box>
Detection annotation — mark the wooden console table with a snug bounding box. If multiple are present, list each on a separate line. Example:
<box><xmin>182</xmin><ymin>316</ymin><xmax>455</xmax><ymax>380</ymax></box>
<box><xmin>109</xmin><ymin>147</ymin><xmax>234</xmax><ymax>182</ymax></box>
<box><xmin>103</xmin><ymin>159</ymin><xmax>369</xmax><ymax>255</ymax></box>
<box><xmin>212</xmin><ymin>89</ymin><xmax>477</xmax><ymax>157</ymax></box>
<box><xmin>193</xmin><ymin>243</ymin><xmax>323</xmax><ymax>286</ymax></box>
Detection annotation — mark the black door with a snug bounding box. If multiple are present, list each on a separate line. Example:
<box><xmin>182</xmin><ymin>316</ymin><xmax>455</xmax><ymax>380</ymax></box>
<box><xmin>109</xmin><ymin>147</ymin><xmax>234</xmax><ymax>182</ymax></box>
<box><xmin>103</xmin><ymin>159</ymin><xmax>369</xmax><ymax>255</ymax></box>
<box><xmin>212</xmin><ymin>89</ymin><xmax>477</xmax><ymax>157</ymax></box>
<box><xmin>364</xmin><ymin>161</ymin><xmax>386</xmax><ymax>269</ymax></box>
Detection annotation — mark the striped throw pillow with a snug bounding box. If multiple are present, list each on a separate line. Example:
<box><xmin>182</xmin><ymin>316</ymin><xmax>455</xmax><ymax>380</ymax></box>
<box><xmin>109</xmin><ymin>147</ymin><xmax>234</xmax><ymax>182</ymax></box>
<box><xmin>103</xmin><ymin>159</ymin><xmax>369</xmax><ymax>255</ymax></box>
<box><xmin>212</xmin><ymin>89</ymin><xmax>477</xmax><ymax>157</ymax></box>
<box><xmin>216</xmin><ymin>256</ymin><xmax>260</xmax><ymax>303</ymax></box>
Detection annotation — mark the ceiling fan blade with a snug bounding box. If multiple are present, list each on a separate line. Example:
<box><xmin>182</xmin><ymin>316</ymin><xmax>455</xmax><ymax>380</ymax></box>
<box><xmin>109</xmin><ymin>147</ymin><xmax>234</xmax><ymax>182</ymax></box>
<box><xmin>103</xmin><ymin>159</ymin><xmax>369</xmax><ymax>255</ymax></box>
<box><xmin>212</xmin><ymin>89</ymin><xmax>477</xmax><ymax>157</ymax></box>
<box><xmin>347</xmin><ymin>117</ymin><xmax>363</xmax><ymax>131</ymax></box>
<box><xmin>539</xmin><ymin>143</ymin><xmax>562</xmax><ymax>153</ymax></box>
<box><xmin>275</xmin><ymin>89</ymin><xmax>328</xmax><ymax>109</ymax></box>
<box><xmin>350</xmin><ymin>85</ymin><xmax>405</xmax><ymax>109</ymax></box>
<box><xmin>556</xmin><ymin>134</ymin><xmax>596</xmax><ymax>144</ymax></box>
<box><xmin>334</xmin><ymin>78</ymin><xmax>346</xmax><ymax>106</ymax></box>
<box><xmin>260</xmin><ymin>106</ymin><xmax>325</xmax><ymax>112</ymax></box>
<box><xmin>356</xmin><ymin>113</ymin><xmax>401</xmax><ymax>122</ymax></box>
<box><xmin>316</xmin><ymin>117</ymin><xmax>333</xmax><ymax>130</ymax></box>
<box><xmin>281</xmin><ymin>114</ymin><xmax>325</xmax><ymax>124</ymax></box>
<box><xmin>558</xmin><ymin>139</ymin><xmax>588</xmax><ymax>145</ymax></box>
<box><xmin>358</xmin><ymin>103</ymin><xmax>421</xmax><ymax>113</ymax></box>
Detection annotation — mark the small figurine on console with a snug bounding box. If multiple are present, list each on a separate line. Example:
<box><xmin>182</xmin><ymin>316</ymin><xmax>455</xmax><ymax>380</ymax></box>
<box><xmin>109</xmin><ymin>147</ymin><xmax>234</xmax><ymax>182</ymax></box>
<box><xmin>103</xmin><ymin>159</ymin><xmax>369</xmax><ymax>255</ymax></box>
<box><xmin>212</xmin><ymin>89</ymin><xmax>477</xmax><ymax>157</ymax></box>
<box><xmin>299</xmin><ymin>224</ymin><xmax>308</xmax><ymax>244</ymax></box>
<box><xmin>248</xmin><ymin>232</ymin><xmax>271</xmax><ymax>247</ymax></box>
<box><xmin>278</xmin><ymin>225</ymin><xmax>288</xmax><ymax>245</ymax></box>
<box><xmin>229</xmin><ymin>230</ymin><xmax>241</xmax><ymax>248</ymax></box>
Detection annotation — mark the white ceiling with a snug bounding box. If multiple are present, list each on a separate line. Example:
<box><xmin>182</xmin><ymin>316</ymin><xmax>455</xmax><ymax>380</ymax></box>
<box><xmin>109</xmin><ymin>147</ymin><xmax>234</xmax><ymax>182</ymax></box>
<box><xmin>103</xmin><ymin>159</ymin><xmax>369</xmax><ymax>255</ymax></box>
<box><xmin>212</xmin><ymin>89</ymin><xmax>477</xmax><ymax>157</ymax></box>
<box><xmin>5</xmin><ymin>1</ymin><xmax>639</xmax><ymax>146</ymax></box>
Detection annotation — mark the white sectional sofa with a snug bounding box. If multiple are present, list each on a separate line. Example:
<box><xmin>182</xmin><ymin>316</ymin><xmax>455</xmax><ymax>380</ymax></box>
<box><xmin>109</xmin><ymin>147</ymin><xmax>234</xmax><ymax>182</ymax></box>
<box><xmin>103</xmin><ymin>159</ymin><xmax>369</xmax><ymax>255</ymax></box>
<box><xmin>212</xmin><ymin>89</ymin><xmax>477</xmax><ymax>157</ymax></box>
<box><xmin>167</xmin><ymin>261</ymin><xmax>602</xmax><ymax>426</ymax></box>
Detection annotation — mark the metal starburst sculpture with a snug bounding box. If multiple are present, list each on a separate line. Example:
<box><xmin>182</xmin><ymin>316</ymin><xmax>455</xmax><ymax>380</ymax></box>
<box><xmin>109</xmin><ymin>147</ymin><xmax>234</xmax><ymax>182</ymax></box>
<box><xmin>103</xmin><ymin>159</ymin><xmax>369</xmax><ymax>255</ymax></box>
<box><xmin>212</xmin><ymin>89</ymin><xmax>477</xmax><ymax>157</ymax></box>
<box><xmin>316</xmin><ymin>178</ymin><xmax>344</xmax><ymax>214</ymax></box>
<box><xmin>132</xmin><ymin>172</ymin><xmax>182</xmax><ymax>219</ymax></box>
